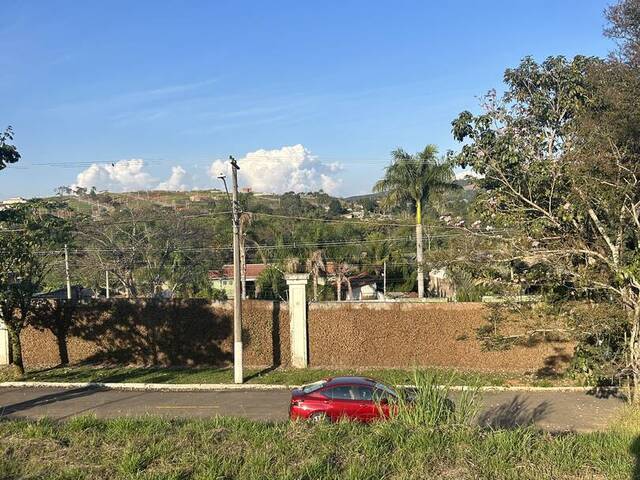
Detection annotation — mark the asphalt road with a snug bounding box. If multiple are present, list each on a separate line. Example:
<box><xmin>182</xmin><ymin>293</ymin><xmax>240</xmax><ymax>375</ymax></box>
<box><xmin>0</xmin><ymin>387</ymin><xmax>626</xmax><ymax>432</ymax></box>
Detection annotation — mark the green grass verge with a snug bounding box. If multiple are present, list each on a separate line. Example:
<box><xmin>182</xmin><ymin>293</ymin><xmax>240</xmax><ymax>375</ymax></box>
<box><xmin>1</xmin><ymin>364</ymin><xmax>573</xmax><ymax>387</ymax></box>
<box><xmin>0</xmin><ymin>409</ymin><xmax>638</xmax><ymax>479</ymax></box>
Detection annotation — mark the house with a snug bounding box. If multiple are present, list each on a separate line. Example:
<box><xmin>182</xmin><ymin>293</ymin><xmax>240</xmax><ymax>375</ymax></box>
<box><xmin>208</xmin><ymin>263</ymin><xmax>268</xmax><ymax>298</ymax></box>
<box><xmin>428</xmin><ymin>268</ymin><xmax>456</xmax><ymax>299</ymax></box>
<box><xmin>34</xmin><ymin>285</ymin><xmax>95</xmax><ymax>301</ymax></box>
<box><xmin>344</xmin><ymin>273</ymin><xmax>380</xmax><ymax>300</ymax></box>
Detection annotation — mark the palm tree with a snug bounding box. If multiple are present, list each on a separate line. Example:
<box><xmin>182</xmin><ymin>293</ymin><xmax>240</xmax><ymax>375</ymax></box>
<box><xmin>306</xmin><ymin>249</ymin><xmax>325</xmax><ymax>301</ymax></box>
<box><xmin>335</xmin><ymin>261</ymin><xmax>353</xmax><ymax>301</ymax></box>
<box><xmin>373</xmin><ymin>145</ymin><xmax>457</xmax><ymax>298</ymax></box>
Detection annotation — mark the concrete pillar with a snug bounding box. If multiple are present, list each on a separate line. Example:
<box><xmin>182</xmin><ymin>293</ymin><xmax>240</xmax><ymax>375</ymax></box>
<box><xmin>0</xmin><ymin>321</ymin><xmax>9</xmax><ymax>366</ymax></box>
<box><xmin>285</xmin><ymin>273</ymin><xmax>310</xmax><ymax>368</ymax></box>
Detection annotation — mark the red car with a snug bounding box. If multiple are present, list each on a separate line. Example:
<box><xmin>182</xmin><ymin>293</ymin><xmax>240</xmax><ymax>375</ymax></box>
<box><xmin>289</xmin><ymin>376</ymin><xmax>399</xmax><ymax>423</ymax></box>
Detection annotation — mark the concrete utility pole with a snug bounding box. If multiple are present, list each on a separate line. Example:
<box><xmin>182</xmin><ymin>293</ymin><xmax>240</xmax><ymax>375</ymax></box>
<box><xmin>230</xmin><ymin>156</ymin><xmax>243</xmax><ymax>384</ymax></box>
<box><xmin>105</xmin><ymin>271</ymin><xmax>110</xmax><ymax>299</ymax></box>
<box><xmin>383</xmin><ymin>261</ymin><xmax>387</xmax><ymax>299</ymax></box>
<box><xmin>64</xmin><ymin>244</ymin><xmax>72</xmax><ymax>300</ymax></box>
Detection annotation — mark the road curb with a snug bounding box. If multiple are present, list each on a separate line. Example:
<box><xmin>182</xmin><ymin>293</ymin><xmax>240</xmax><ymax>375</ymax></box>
<box><xmin>0</xmin><ymin>381</ymin><xmax>619</xmax><ymax>394</ymax></box>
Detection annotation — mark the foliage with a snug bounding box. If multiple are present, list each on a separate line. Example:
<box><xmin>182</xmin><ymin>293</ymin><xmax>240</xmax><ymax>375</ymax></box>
<box><xmin>373</xmin><ymin>145</ymin><xmax>457</xmax><ymax>220</ymax></box>
<box><xmin>452</xmin><ymin>52</ymin><xmax>640</xmax><ymax>396</ymax></box>
<box><xmin>255</xmin><ymin>265</ymin><xmax>286</xmax><ymax>300</ymax></box>
<box><xmin>605</xmin><ymin>0</ymin><xmax>640</xmax><ymax>66</ymax></box>
<box><xmin>0</xmin><ymin>201</ymin><xmax>71</xmax><ymax>372</ymax></box>
<box><xmin>0</xmin><ymin>126</ymin><xmax>20</xmax><ymax>171</ymax></box>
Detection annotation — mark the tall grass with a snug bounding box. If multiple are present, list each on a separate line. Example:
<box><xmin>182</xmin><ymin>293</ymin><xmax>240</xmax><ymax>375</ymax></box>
<box><xmin>392</xmin><ymin>370</ymin><xmax>479</xmax><ymax>430</ymax></box>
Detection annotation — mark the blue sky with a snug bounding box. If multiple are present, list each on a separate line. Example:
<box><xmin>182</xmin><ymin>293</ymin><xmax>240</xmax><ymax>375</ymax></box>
<box><xmin>1</xmin><ymin>1</ymin><xmax>613</xmax><ymax>198</ymax></box>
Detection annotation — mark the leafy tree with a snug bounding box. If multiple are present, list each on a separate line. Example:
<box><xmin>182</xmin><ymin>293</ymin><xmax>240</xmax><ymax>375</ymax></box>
<box><xmin>255</xmin><ymin>265</ymin><xmax>286</xmax><ymax>300</ymax></box>
<box><xmin>327</xmin><ymin>198</ymin><xmax>344</xmax><ymax>216</ymax></box>
<box><xmin>0</xmin><ymin>201</ymin><xmax>71</xmax><ymax>373</ymax></box>
<box><xmin>605</xmin><ymin>0</ymin><xmax>640</xmax><ymax>66</ymax></box>
<box><xmin>0</xmin><ymin>126</ymin><xmax>20</xmax><ymax>171</ymax></box>
<box><xmin>373</xmin><ymin>146</ymin><xmax>457</xmax><ymax>298</ymax></box>
<box><xmin>452</xmin><ymin>54</ymin><xmax>640</xmax><ymax>398</ymax></box>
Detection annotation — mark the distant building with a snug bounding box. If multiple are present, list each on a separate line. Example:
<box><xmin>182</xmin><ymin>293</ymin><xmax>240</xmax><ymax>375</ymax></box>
<box><xmin>0</xmin><ymin>197</ymin><xmax>27</xmax><ymax>211</ymax></box>
<box><xmin>208</xmin><ymin>263</ymin><xmax>268</xmax><ymax>298</ymax></box>
<box><xmin>34</xmin><ymin>285</ymin><xmax>95</xmax><ymax>301</ymax></box>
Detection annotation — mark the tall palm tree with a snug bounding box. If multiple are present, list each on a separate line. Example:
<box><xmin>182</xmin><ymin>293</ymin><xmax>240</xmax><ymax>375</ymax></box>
<box><xmin>373</xmin><ymin>145</ymin><xmax>457</xmax><ymax>298</ymax></box>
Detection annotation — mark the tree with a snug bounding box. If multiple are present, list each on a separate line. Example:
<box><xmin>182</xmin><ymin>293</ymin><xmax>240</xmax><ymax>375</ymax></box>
<box><xmin>0</xmin><ymin>201</ymin><xmax>71</xmax><ymax>373</ymax></box>
<box><xmin>328</xmin><ymin>198</ymin><xmax>344</xmax><ymax>216</ymax></box>
<box><xmin>373</xmin><ymin>146</ymin><xmax>457</xmax><ymax>298</ymax></box>
<box><xmin>452</xmin><ymin>54</ymin><xmax>640</xmax><ymax>398</ymax></box>
<box><xmin>605</xmin><ymin>0</ymin><xmax>640</xmax><ymax>67</ymax></box>
<box><xmin>0</xmin><ymin>126</ymin><xmax>20</xmax><ymax>171</ymax></box>
<box><xmin>306</xmin><ymin>249</ymin><xmax>325</xmax><ymax>301</ymax></box>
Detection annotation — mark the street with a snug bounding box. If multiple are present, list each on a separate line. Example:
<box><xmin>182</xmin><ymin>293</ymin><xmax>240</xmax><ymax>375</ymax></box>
<box><xmin>0</xmin><ymin>386</ymin><xmax>626</xmax><ymax>432</ymax></box>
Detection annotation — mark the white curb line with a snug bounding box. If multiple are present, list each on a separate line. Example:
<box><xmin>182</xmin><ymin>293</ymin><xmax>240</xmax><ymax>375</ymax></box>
<box><xmin>0</xmin><ymin>381</ymin><xmax>618</xmax><ymax>393</ymax></box>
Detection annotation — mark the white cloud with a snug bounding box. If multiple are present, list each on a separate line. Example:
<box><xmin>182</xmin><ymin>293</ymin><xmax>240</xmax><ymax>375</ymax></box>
<box><xmin>157</xmin><ymin>166</ymin><xmax>188</xmax><ymax>191</ymax></box>
<box><xmin>75</xmin><ymin>159</ymin><xmax>157</xmax><ymax>192</ymax></box>
<box><xmin>208</xmin><ymin>144</ymin><xmax>342</xmax><ymax>194</ymax></box>
<box><xmin>74</xmin><ymin>159</ymin><xmax>192</xmax><ymax>192</ymax></box>
<box><xmin>455</xmin><ymin>168</ymin><xmax>484</xmax><ymax>180</ymax></box>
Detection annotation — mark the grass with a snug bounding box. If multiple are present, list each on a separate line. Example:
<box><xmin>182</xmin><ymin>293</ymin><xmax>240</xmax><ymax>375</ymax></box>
<box><xmin>0</xmin><ymin>374</ymin><xmax>638</xmax><ymax>479</ymax></box>
<box><xmin>0</xmin><ymin>364</ymin><xmax>582</xmax><ymax>387</ymax></box>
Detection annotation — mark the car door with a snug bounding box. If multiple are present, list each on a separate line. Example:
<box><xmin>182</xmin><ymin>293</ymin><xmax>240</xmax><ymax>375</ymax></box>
<box><xmin>323</xmin><ymin>385</ymin><xmax>359</xmax><ymax>421</ymax></box>
<box><xmin>351</xmin><ymin>385</ymin><xmax>378</xmax><ymax>422</ymax></box>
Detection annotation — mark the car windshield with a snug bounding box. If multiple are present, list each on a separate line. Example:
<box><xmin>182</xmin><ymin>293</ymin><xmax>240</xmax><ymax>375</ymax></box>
<box><xmin>374</xmin><ymin>383</ymin><xmax>398</xmax><ymax>398</ymax></box>
<box><xmin>301</xmin><ymin>380</ymin><xmax>327</xmax><ymax>394</ymax></box>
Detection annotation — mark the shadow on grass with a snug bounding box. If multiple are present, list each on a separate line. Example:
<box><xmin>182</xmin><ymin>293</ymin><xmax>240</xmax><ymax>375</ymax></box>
<box><xmin>477</xmin><ymin>395</ymin><xmax>551</xmax><ymax>429</ymax></box>
<box><xmin>633</xmin><ymin>435</ymin><xmax>640</xmax><ymax>480</ymax></box>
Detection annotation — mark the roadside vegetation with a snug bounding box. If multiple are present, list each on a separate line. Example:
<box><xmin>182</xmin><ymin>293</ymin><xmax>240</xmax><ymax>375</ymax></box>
<box><xmin>0</xmin><ymin>364</ymin><xmax>584</xmax><ymax>388</ymax></box>
<box><xmin>0</xmin><ymin>372</ymin><xmax>638</xmax><ymax>479</ymax></box>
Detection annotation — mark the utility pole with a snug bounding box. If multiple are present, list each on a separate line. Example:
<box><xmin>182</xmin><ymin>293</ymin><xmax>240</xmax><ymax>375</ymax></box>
<box><xmin>64</xmin><ymin>244</ymin><xmax>72</xmax><ymax>300</ymax></box>
<box><xmin>105</xmin><ymin>271</ymin><xmax>110</xmax><ymax>299</ymax></box>
<box><xmin>383</xmin><ymin>261</ymin><xmax>387</xmax><ymax>299</ymax></box>
<box><xmin>230</xmin><ymin>156</ymin><xmax>243</xmax><ymax>384</ymax></box>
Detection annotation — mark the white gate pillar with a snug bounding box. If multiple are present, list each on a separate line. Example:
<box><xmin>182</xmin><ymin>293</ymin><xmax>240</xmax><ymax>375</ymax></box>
<box><xmin>285</xmin><ymin>273</ymin><xmax>310</xmax><ymax>368</ymax></box>
<box><xmin>0</xmin><ymin>321</ymin><xmax>9</xmax><ymax>365</ymax></box>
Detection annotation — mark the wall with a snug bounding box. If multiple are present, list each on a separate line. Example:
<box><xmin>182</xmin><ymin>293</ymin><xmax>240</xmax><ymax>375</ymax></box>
<box><xmin>19</xmin><ymin>300</ymin><xmax>573</xmax><ymax>375</ymax></box>
<box><xmin>308</xmin><ymin>302</ymin><xmax>574</xmax><ymax>374</ymax></box>
<box><xmin>21</xmin><ymin>299</ymin><xmax>289</xmax><ymax>369</ymax></box>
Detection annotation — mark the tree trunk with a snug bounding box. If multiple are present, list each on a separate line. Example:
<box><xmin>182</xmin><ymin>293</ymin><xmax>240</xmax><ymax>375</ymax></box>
<box><xmin>336</xmin><ymin>278</ymin><xmax>342</xmax><ymax>301</ymax></box>
<box><xmin>313</xmin><ymin>272</ymin><xmax>318</xmax><ymax>302</ymax></box>
<box><xmin>629</xmin><ymin>301</ymin><xmax>640</xmax><ymax>403</ymax></box>
<box><xmin>416</xmin><ymin>203</ymin><xmax>425</xmax><ymax>299</ymax></box>
<box><xmin>7</xmin><ymin>326</ymin><xmax>24</xmax><ymax>375</ymax></box>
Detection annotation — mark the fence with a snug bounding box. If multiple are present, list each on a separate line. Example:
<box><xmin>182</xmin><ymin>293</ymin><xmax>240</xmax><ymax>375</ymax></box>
<box><xmin>1</xmin><ymin>275</ymin><xmax>574</xmax><ymax>374</ymax></box>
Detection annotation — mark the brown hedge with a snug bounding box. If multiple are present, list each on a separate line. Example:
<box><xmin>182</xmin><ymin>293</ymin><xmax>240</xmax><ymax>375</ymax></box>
<box><xmin>19</xmin><ymin>300</ymin><xmax>572</xmax><ymax>374</ymax></box>
<box><xmin>308</xmin><ymin>302</ymin><xmax>574</xmax><ymax>374</ymax></box>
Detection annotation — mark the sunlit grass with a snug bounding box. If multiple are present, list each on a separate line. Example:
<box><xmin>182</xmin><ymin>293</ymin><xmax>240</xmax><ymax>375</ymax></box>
<box><xmin>0</xmin><ymin>373</ymin><xmax>637</xmax><ymax>479</ymax></box>
<box><xmin>11</xmin><ymin>364</ymin><xmax>577</xmax><ymax>387</ymax></box>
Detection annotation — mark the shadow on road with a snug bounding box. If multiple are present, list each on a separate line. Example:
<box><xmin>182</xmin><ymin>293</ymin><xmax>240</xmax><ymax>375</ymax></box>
<box><xmin>477</xmin><ymin>395</ymin><xmax>551</xmax><ymax>429</ymax></box>
<box><xmin>0</xmin><ymin>387</ymin><xmax>102</xmax><ymax>416</ymax></box>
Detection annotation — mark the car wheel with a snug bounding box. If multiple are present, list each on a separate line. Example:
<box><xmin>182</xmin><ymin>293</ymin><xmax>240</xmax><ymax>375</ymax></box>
<box><xmin>309</xmin><ymin>412</ymin><xmax>329</xmax><ymax>423</ymax></box>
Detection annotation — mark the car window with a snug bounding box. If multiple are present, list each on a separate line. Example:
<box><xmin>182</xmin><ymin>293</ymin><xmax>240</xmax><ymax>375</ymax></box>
<box><xmin>324</xmin><ymin>386</ymin><xmax>354</xmax><ymax>400</ymax></box>
<box><xmin>352</xmin><ymin>386</ymin><xmax>374</xmax><ymax>401</ymax></box>
<box><xmin>373</xmin><ymin>383</ymin><xmax>398</xmax><ymax>402</ymax></box>
<box><xmin>302</xmin><ymin>380</ymin><xmax>326</xmax><ymax>394</ymax></box>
